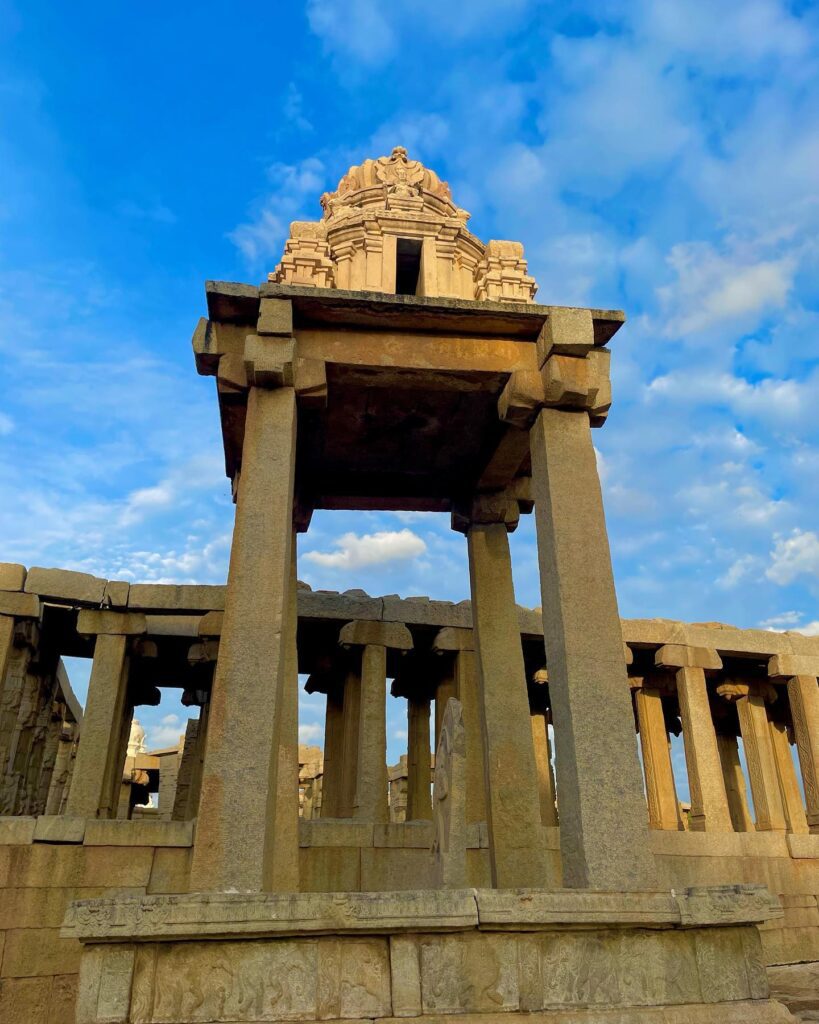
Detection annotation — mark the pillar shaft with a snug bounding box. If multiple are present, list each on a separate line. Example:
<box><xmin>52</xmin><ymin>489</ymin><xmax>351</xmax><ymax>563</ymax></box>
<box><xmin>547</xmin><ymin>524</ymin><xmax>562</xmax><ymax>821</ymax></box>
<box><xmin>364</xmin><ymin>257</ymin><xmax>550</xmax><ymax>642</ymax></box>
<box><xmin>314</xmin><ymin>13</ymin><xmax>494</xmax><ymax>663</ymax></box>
<box><xmin>65</xmin><ymin>634</ymin><xmax>130</xmax><ymax>819</ymax></box>
<box><xmin>406</xmin><ymin>697</ymin><xmax>432</xmax><ymax>820</ymax></box>
<box><xmin>717</xmin><ymin>734</ymin><xmax>753</xmax><ymax>833</ymax></box>
<box><xmin>530</xmin><ymin>407</ymin><xmax>655</xmax><ymax>888</ymax></box>
<box><xmin>676</xmin><ymin>667</ymin><xmax>732</xmax><ymax>832</ymax></box>
<box><xmin>770</xmin><ymin>719</ymin><xmax>808</xmax><ymax>834</ymax></box>
<box><xmin>736</xmin><ymin>692</ymin><xmax>786</xmax><ymax>832</ymax></box>
<box><xmin>787</xmin><ymin>675</ymin><xmax>819</xmax><ymax>831</ymax></box>
<box><xmin>339</xmin><ymin>669</ymin><xmax>361</xmax><ymax>817</ymax></box>
<box><xmin>635</xmin><ymin>687</ymin><xmax>681</xmax><ymax>831</ymax></box>
<box><xmin>531</xmin><ymin>712</ymin><xmax>558</xmax><ymax>827</ymax></box>
<box><xmin>354</xmin><ymin>644</ymin><xmax>388</xmax><ymax>822</ymax></box>
<box><xmin>45</xmin><ymin>727</ymin><xmax>74</xmax><ymax>816</ymax></box>
<box><xmin>190</xmin><ymin>386</ymin><xmax>297</xmax><ymax>892</ymax></box>
<box><xmin>455</xmin><ymin>649</ymin><xmax>487</xmax><ymax>825</ymax></box>
<box><xmin>269</xmin><ymin>534</ymin><xmax>300</xmax><ymax>890</ymax></box>
<box><xmin>320</xmin><ymin>687</ymin><xmax>345</xmax><ymax>817</ymax></box>
<box><xmin>467</xmin><ymin>522</ymin><xmax>547</xmax><ymax>888</ymax></box>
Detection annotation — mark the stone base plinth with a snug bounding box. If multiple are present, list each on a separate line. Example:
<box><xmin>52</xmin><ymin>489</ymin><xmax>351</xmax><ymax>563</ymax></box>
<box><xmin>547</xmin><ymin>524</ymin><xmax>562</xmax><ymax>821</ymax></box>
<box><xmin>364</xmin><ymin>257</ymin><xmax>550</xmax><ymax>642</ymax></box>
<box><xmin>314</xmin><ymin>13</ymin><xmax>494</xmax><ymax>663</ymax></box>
<box><xmin>61</xmin><ymin>886</ymin><xmax>794</xmax><ymax>1024</ymax></box>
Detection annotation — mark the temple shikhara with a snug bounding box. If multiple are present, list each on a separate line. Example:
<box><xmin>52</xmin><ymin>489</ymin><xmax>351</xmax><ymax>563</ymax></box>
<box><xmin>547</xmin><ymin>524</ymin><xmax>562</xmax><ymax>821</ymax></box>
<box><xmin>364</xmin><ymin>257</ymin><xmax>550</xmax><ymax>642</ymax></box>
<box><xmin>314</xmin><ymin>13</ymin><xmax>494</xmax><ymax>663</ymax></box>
<box><xmin>3</xmin><ymin>147</ymin><xmax>819</xmax><ymax>1022</ymax></box>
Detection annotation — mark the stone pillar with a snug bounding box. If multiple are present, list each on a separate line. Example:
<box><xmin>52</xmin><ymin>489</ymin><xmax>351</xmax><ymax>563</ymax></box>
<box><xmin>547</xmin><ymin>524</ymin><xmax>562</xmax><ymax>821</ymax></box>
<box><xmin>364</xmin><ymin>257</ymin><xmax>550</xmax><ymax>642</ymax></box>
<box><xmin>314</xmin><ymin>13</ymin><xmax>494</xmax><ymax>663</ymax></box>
<box><xmin>657</xmin><ymin>646</ymin><xmax>733</xmax><ymax>833</ymax></box>
<box><xmin>717</xmin><ymin>680</ymin><xmax>786</xmax><ymax>832</ymax></box>
<box><xmin>339</xmin><ymin>620</ymin><xmax>412</xmax><ymax>823</ymax></box>
<box><xmin>45</xmin><ymin>723</ymin><xmax>75</xmax><ymax>815</ymax></box>
<box><xmin>717</xmin><ymin>733</ymin><xmax>754</xmax><ymax>833</ymax></box>
<box><xmin>531</xmin><ymin>709</ymin><xmax>558</xmax><ymax>828</ymax></box>
<box><xmin>269</xmin><ymin>535</ymin><xmax>300</xmax><ymax>891</ymax></box>
<box><xmin>634</xmin><ymin>681</ymin><xmax>681</xmax><ymax>831</ymax></box>
<box><xmin>432</xmin><ymin>628</ymin><xmax>487</xmax><ymax>825</ymax></box>
<box><xmin>770</xmin><ymin>659</ymin><xmax>819</xmax><ymax>833</ymax></box>
<box><xmin>453</xmin><ymin>493</ymin><xmax>548</xmax><ymax>889</ymax></box>
<box><xmin>339</xmin><ymin>667</ymin><xmax>361</xmax><ymax>818</ymax></box>
<box><xmin>172</xmin><ymin>719</ymin><xmax>201</xmax><ymax>821</ymax></box>
<box><xmin>320</xmin><ymin>683</ymin><xmax>345</xmax><ymax>818</ymax></box>
<box><xmin>406</xmin><ymin>696</ymin><xmax>432</xmax><ymax>821</ymax></box>
<box><xmin>769</xmin><ymin>718</ymin><xmax>809</xmax><ymax>834</ymax></box>
<box><xmin>529</xmin><ymin>405</ymin><xmax>655</xmax><ymax>888</ymax></box>
<box><xmin>190</xmin><ymin>382</ymin><xmax>298</xmax><ymax>893</ymax></box>
<box><xmin>65</xmin><ymin>612</ymin><xmax>146</xmax><ymax>819</ymax></box>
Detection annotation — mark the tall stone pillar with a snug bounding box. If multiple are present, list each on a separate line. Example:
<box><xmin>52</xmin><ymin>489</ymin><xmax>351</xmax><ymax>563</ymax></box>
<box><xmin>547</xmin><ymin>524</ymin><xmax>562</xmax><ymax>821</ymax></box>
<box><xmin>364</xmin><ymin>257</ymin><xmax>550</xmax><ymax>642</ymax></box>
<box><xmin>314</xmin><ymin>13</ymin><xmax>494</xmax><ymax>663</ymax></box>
<box><xmin>717</xmin><ymin>733</ymin><xmax>754</xmax><ymax>833</ymax></box>
<box><xmin>46</xmin><ymin>723</ymin><xmax>75</xmax><ymax>815</ymax></box>
<box><xmin>453</xmin><ymin>495</ymin><xmax>548</xmax><ymax>889</ymax></box>
<box><xmin>65</xmin><ymin>612</ymin><xmax>146</xmax><ymax>819</ymax></box>
<box><xmin>406</xmin><ymin>696</ymin><xmax>432</xmax><ymax>820</ymax></box>
<box><xmin>634</xmin><ymin>681</ymin><xmax>682</xmax><ymax>831</ymax></box>
<box><xmin>339</xmin><ymin>667</ymin><xmax>361</xmax><ymax>818</ymax></box>
<box><xmin>717</xmin><ymin>680</ymin><xmax>785</xmax><ymax>832</ymax></box>
<box><xmin>769</xmin><ymin>718</ymin><xmax>808</xmax><ymax>834</ymax></box>
<box><xmin>319</xmin><ymin>683</ymin><xmax>345</xmax><ymax>818</ymax></box>
<box><xmin>190</xmin><ymin>383</ymin><xmax>298</xmax><ymax>893</ymax></box>
<box><xmin>529</xmin><ymin>406</ymin><xmax>655</xmax><ymax>888</ymax></box>
<box><xmin>657</xmin><ymin>646</ymin><xmax>733</xmax><ymax>833</ymax></box>
<box><xmin>432</xmin><ymin>628</ymin><xmax>487</xmax><ymax>824</ymax></box>
<box><xmin>770</xmin><ymin>658</ymin><xmax>819</xmax><ymax>833</ymax></box>
<box><xmin>269</xmin><ymin>535</ymin><xmax>300</xmax><ymax>890</ymax></box>
<box><xmin>531</xmin><ymin>710</ymin><xmax>558</xmax><ymax>828</ymax></box>
<box><xmin>338</xmin><ymin>620</ymin><xmax>412</xmax><ymax>823</ymax></box>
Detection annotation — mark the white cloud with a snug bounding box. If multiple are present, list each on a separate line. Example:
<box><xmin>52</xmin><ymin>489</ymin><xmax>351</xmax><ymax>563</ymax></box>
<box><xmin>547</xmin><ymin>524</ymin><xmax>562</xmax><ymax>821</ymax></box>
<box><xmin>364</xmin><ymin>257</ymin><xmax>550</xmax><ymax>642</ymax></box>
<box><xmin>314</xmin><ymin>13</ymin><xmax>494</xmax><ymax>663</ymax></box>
<box><xmin>298</xmin><ymin>723</ymin><xmax>324</xmax><ymax>744</ymax></box>
<box><xmin>759</xmin><ymin>610</ymin><xmax>803</xmax><ymax>630</ymax></box>
<box><xmin>306</xmin><ymin>0</ymin><xmax>394</xmax><ymax>66</ymax></box>
<box><xmin>145</xmin><ymin>713</ymin><xmax>184</xmax><ymax>750</ymax></box>
<box><xmin>303</xmin><ymin>529</ymin><xmax>427</xmax><ymax>570</ymax></box>
<box><xmin>229</xmin><ymin>157</ymin><xmax>327</xmax><ymax>265</ymax></box>
<box><xmin>717</xmin><ymin>554</ymin><xmax>763</xmax><ymax>589</ymax></box>
<box><xmin>283</xmin><ymin>83</ymin><xmax>313</xmax><ymax>133</ymax></box>
<box><xmin>797</xmin><ymin>621</ymin><xmax>819</xmax><ymax>636</ymax></box>
<box><xmin>766</xmin><ymin>529</ymin><xmax>819</xmax><ymax>585</ymax></box>
<box><xmin>658</xmin><ymin>242</ymin><xmax>795</xmax><ymax>337</ymax></box>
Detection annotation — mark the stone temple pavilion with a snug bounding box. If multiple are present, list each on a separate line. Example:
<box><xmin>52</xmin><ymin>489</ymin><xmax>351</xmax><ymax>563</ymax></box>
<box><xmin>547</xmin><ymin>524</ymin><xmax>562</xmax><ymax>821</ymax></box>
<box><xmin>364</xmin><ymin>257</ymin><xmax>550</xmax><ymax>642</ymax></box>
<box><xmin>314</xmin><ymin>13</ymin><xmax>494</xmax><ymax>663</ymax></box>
<box><xmin>2</xmin><ymin>147</ymin><xmax>819</xmax><ymax>1022</ymax></box>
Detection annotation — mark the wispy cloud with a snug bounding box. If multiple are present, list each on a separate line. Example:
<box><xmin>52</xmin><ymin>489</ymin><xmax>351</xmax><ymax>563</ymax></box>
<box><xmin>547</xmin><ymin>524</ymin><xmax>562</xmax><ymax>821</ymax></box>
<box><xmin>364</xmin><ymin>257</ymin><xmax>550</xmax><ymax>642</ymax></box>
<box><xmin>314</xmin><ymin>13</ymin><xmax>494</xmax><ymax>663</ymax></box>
<box><xmin>303</xmin><ymin>529</ymin><xmax>427</xmax><ymax>571</ymax></box>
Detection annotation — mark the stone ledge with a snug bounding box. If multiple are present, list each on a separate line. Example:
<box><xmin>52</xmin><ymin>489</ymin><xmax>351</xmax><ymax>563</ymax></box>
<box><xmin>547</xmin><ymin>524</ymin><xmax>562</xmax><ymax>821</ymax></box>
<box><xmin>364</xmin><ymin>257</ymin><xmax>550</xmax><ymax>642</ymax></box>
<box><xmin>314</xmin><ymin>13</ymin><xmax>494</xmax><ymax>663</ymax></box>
<box><xmin>0</xmin><ymin>816</ymin><xmax>37</xmax><ymax>844</ymax></box>
<box><xmin>649</xmin><ymin>828</ymin><xmax>791</xmax><ymax>859</ymax></box>
<box><xmin>33</xmin><ymin>815</ymin><xmax>86</xmax><ymax>844</ymax></box>
<box><xmin>83</xmin><ymin>819</ymin><xmax>194</xmax><ymax>848</ymax></box>
<box><xmin>61</xmin><ymin>885</ymin><xmax>780</xmax><ymax>944</ymax></box>
<box><xmin>786</xmin><ymin>833</ymin><xmax>819</xmax><ymax>859</ymax></box>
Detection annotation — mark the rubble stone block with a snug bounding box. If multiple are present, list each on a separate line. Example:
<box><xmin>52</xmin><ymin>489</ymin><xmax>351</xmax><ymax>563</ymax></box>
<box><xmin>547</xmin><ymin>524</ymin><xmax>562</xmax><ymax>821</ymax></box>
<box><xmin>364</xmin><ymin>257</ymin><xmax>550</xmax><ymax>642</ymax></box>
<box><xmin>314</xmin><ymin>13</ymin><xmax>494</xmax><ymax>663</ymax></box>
<box><xmin>0</xmin><ymin>562</ymin><xmax>26</xmax><ymax>591</ymax></box>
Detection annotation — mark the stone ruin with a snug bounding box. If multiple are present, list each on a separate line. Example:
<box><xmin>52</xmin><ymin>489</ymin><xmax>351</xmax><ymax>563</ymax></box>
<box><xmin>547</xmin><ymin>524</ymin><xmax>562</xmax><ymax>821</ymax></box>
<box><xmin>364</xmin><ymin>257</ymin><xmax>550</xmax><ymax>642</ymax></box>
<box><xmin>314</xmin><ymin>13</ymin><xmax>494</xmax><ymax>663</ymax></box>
<box><xmin>2</xmin><ymin>148</ymin><xmax>819</xmax><ymax>1021</ymax></box>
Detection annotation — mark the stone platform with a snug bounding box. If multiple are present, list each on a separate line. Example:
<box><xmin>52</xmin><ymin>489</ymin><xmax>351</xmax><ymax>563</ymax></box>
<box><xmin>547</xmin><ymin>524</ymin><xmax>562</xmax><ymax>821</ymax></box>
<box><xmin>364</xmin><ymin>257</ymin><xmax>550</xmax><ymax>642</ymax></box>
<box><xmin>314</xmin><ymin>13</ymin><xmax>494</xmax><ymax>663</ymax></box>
<box><xmin>62</xmin><ymin>886</ymin><xmax>793</xmax><ymax>1023</ymax></box>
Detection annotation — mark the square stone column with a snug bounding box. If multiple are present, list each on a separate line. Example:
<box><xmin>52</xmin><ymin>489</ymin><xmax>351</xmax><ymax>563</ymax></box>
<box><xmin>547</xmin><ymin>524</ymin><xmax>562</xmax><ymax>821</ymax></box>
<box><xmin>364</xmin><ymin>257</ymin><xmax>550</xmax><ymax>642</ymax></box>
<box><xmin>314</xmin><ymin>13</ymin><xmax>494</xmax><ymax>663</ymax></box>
<box><xmin>190</xmin><ymin>385</ymin><xmax>297</xmax><ymax>892</ymax></box>
<box><xmin>455</xmin><ymin>500</ymin><xmax>549</xmax><ymax>889</ymax></box>
<box><xmin>717</xmin><ymin>733</ymin><xmax>754</xmax><ymax>833</ymax></box>
<box><xmin>769</xmin><ymin>718</ymin><xmax>808</xmax><ymax>834</ymax></box>
<box><xmin>770</xmin><ymin>659</ymin><xmax>819</xmax><ymax>833</ymax></box>
<box><xmin>717</xmin><ymin>680</ymin><xmax>785</xmax><ymax>833</ymax></box>
<box><xmin>406</xmin><ymin>696</ymin><xmax>432</xmax><ymax>820</ymax></box>
<box><xmin>339</xmin><ymin>667</ymin><xmax>361</xmax><ymax>818</ymax></box>
<box><xmin>65</xmin><ymin>612</ymin><xmax>147</xmax><ymax>819</ymax></box>
<box><xmin>529</xmin><ymin>407</ymin><xmax>655</xmax><ymax>888</ymax></box>
<box><xmin>319</xmin><ymin>682</ymin><xmax>345</xmax><ymax>818</ymax></box>
<box><xmin>339</xmin><ymin>620</ymin><xmax>412</xmax><ymax>824</ymax></box>
<box><xmin>657</xmin><ymin>646</ymin><xmax>733</xmax><ymax>833</ymax></box>
<box><xmin>531</xmin><ymin>710</ymin><xmax>559</xmax><ymax>828</ymax></box>
<box><xmin>432</xmin><ymin>628</ymin><xmax>487</xmax><ymax>825</ymax></box>
<box><xmin>634</xmin><ymin>682</ymin><xmax>682</xmax><ymax>831</ymax></box>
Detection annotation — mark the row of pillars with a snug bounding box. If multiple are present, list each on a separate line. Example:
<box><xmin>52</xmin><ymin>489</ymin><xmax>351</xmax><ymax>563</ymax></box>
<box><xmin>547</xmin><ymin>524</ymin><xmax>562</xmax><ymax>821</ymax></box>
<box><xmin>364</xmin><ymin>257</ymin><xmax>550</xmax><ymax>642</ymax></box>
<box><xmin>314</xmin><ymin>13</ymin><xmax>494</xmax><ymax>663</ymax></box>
<box><xmin>188</xmin><ymin>382</ymin><xmax>656</xmax><ymax>894</ymax></box>
<box><xmin>636</xmin><ymin>645</ymin><xmax>819</xmax><ymax>836</ymax></box>
<box><xmin>0</xmin><ymin>613</ymin><xmax>79</xmax><ymax>817</ymax></box>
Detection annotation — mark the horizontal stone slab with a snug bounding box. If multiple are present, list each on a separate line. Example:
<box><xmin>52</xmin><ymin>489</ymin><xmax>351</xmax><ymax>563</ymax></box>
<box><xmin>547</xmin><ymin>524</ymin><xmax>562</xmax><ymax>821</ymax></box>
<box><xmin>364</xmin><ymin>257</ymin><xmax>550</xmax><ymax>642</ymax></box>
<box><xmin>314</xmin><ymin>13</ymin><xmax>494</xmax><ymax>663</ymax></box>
<box><xmin>33</xmin><ymin>815</ymin><xmax>86</xmax><ymax>844</ymax></box>
<box><xmin>61</xmin><ymin>884</ymin><xmax>780</xmax><ymax>945</ymax></box>
<box><xmin>83</xmin><ymin>819</ymin><xmax>194</xmax><ymax>848</ymax></box>
<box><xmin>127</xmin><ymin>584</ymin><xmax>226</xmax><ymax>613</ymax></box>
<box><xmin>25</xmin><ymin>566</ymin><xmax>107</xmax><ymax>604</ymax></box>
<box><xmin>0</xmin><ymin>590</ymin><xmax>40</xmax><ymax>618</ymax></box>
<box><xmin>0</xmin><ymin>815</ymin><xmax>37</xmax><ymax>844</ymax></box>
<box><xmin>62</xmin><ymin>888</ymin><xmax>479</xmax><ymax>941</ymax></box>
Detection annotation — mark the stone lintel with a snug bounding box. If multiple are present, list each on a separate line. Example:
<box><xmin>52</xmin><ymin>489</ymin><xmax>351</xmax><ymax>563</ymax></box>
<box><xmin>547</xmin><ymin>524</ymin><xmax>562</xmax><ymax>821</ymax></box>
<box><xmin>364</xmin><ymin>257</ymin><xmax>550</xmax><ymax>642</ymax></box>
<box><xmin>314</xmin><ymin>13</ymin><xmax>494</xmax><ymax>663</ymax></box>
<box><xmin>655</xmin><ymin>644</ymin><xmax>723</xmax><ymax>671</ymax></box>
<box><xmin>205</xmin><ymin>280</ymin><xmax>261</xmax><ymax>326</ymax></box>
<box><xmin>431</xmin><ymin>626</ymin><xmax>475</xmax><ymax>653</ymax></box>
<box><xmin>339</xmin><ymin>619</ymin><xmax>413</xmax><ymax>650</ymax></box>
<box><xmin>61</xmin><ymin>884</ymin><xmax>778</xmax><ymax>944</ymax></box>
<box><xmin>128</xmin><ymin>583</ymin><xmax>226</xmax><ymax>613</ymax></box>
<box><xmin>293</xmin><ymin>355</ymin><xmax>328</xmax><ymax>408</ymax></box>
<box><xmin>25</xmin><ymin>566</ymin><xmax>107</xmax><ymax>604</ymax></box>
<box><xmin>769</xmin><ymin>653</ymin><xmax>819</xmax><ymax>679</ymax></box>
<box><xmin>198</xmin><ymin>610</ymin><xmax>225</xmax><ymax>636</ymax></box>
<box><xmin>0</xmin><ymin>562</ymin><xmax>26</xmax><ymax>591</ymax></box>
<box><xmin>77</xmin><ymin>610</ymin><xmax>147</xmax><ymax>637</ymax></box>
<box><xmin>0</xmin><ymin>590</ymin><xmax>40</xmax><ymax>619</ymax></box>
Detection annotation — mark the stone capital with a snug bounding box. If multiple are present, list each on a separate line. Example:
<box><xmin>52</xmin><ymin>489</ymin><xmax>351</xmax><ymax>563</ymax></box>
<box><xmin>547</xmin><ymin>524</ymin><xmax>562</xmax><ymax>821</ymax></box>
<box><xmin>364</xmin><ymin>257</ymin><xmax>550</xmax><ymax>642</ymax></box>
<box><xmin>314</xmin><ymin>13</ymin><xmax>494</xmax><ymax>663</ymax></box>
<box><xmin>243</xmin><ymin>334</ymin><xmax>295</xmax><ymax>388</ymax></box>
<box><xmin>769</xmin><ymin>654</ymin><xmax>819</xmax><ymax>680</ymax></box>
<box><xmin>431</xmin><ymin>626</ymin><xmax>475</xmax><ymax>653</ymax></box>
<box><xmin>717</xmin><ymin>679</ymin><xmax>778</xmax><ymax>704</ymax></box>
<box><xmin>198</xmin><ymin>610</ymin><xmax>224</xmax><ymax>637</ymax></box>
<box><xmin>188</xmin><ymin>639</ymin><xmax>220</xmax><ymax>664</ymax></box>
<box><xmin>655</xmin><ymin>644</ymin><xmax>723</xmax><ymax>671</ymax></box>
<box><xmin>540</xmin><ymin>348</ymin><xmax>611</xmax><ymax>423</ymax></box>
<box><xmin>338</xmin><ymin>619</ymin><xmax>413</xmax><ymax>651</ymax></box>
<box><xmin>451</xmin><ymin>487</ymin><xmax>526</xmax><ymax>535</ymax></box>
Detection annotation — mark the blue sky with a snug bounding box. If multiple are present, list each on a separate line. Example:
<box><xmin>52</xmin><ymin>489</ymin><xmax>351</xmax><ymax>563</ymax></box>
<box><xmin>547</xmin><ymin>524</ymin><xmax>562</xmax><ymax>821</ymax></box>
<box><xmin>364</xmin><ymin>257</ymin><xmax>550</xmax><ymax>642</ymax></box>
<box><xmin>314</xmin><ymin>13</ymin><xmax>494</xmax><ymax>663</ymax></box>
<box><xmin>1</xmin><ymin>0</ymin><xmax>818</xmax><ymax>764</ymax></box>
